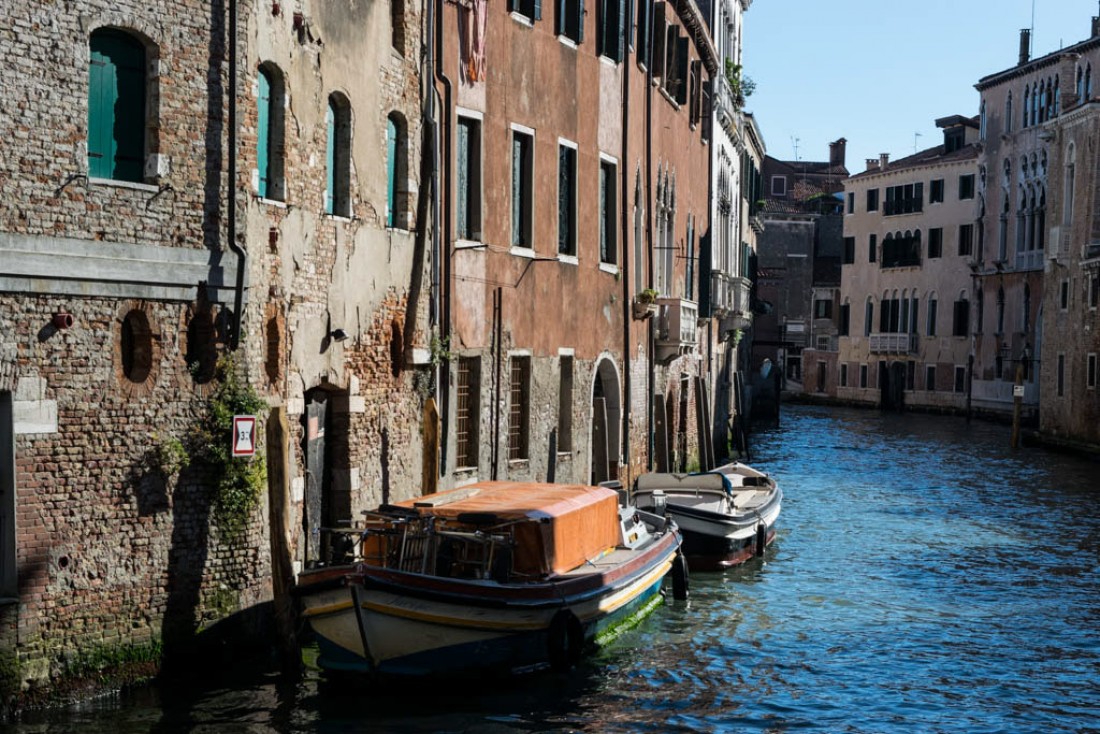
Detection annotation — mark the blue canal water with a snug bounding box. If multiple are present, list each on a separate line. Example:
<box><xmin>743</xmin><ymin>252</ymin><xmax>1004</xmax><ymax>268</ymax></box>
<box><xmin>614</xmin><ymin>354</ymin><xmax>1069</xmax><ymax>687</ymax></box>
<box><xmin>6</xmin><ymin>405</ymin><xmax>1100</xmax><ymax>733</ymax></box>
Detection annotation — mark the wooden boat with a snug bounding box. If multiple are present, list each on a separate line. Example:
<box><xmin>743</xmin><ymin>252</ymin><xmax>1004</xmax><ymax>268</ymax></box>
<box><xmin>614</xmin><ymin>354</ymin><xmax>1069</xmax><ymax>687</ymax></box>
<box><xmin>296</xmin><ymin>481</ymin><xmax>684</xmax><ymax>677</ymax></box>
<box><xmin>632</xmin><ymin>462</ymin><xmax>782</xmax><ymax>571</ymax></box>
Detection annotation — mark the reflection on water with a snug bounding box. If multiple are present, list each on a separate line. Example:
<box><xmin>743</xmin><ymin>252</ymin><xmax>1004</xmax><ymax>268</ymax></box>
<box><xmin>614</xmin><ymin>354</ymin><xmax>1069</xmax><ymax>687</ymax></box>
<box><xmin>6</xmin><ymin>406</ymin><xmax>1099</xmax><ymax>733</ymax></box>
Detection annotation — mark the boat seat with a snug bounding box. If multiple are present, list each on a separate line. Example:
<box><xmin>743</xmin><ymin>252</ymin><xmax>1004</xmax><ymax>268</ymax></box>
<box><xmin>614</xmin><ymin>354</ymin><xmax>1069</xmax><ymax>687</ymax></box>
<box><xmin>456</xmin><ymin>512</ymin><xmax>501</xmax><ymax>528</ymax></box>
<box><xmin>731</xmin><ymin>490</ymin><xmax>768</xmax><ymax>509</ymax></box>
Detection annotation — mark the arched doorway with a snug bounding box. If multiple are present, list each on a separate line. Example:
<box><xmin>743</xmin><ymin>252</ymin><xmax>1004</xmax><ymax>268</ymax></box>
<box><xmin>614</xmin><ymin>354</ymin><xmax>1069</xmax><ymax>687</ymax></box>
<box><xmin>590</xmin><ymin>358</ymin><xmax>622</xmax><ymax>485</ymax></box>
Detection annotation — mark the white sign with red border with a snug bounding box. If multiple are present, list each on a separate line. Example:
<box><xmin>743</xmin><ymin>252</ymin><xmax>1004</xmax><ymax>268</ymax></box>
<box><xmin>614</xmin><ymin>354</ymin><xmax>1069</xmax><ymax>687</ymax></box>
<box><xmin>232</xmin><ymin>415</ymin><xmax>257</xmax><ymax>457</ymax></box>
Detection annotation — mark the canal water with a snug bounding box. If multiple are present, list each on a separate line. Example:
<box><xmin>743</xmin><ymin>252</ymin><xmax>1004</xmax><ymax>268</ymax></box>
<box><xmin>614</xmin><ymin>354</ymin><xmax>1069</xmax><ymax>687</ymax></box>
<box><xmin>6</xmin><ymin>405</ymin><xmax>1100</xmax><ymax>733</ymax></box>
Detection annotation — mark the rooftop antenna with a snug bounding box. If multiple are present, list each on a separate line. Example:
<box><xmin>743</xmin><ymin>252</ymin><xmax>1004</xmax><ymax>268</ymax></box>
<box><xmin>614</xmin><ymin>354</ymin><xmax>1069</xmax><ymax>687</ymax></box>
<box><xmin>1030</xmin><ymin>0</ymin><xmax>1035</xmax><ymax>55</ymax></box>
<box><xmin>791</xmin><ymin>136</ymin><xmax>800</xmax><ymax>161</ymax></box>
<box><xmin>914</xmin><ymin>131</ymin><xmax>922</xmax><ymax>153</ymax></box>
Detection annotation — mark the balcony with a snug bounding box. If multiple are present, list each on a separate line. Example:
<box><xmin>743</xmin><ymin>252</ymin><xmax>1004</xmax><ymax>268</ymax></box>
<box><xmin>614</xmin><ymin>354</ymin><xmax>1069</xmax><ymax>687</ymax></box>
<box><xmin>656</xmin><ymin>298</ymin><xmax>699</xmax><ymax>363</ymax></box>
<box><xmin>713</xmin><ymin>75</ymin><xmax>742</xmax><ymax>139</ymax></box>
<box><xmin>868</xmin><ymin>333</ymin><xmax>917</xmax><ymax>354</ymax></box>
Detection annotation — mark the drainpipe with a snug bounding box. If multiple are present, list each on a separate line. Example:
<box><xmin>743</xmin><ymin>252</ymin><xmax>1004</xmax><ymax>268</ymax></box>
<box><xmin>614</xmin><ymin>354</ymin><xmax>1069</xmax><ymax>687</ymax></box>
<box><xmin>620</xmin><ymin>24</ymin><xmax>632</xmax><ymax>483</ymax></box>
<box><xmin>433</xmin><ymin>0</ymin><xmax>454</xmax><ymax>474</ymax></box>
<box><xmin>645</xmin><ymin>0</ymin><xmax>655</xmax><ymax>471</ymax></box>
<box><xmin>227</xmin><ymin>0</ymin><xmax>245</xmax><ymax>351</ymax></box>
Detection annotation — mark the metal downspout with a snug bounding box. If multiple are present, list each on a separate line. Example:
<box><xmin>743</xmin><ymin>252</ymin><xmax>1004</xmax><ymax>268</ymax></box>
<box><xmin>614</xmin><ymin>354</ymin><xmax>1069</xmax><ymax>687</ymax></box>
<box><xmin>645</xmin><ymin>0</ymin><xmax>656</xmax><ymax>471</ymax></box>
<box><xmin>227</xmin><ymin>0</ymin><xmax>245</xmax><ymax>350</ymax></box>
<box><xmin>620</xmin><ymin>25</ymin><xmax>632</xmax><ymax>484</ymax></box>
<box><xmin>434</xmin><ymin>0</ymin><xmax>454</xmax><ymax>475</ymax></box>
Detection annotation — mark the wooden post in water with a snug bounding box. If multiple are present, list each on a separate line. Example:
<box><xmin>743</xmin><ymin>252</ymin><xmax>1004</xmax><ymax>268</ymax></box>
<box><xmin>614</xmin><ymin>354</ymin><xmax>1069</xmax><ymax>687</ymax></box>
<box><xmin>265</xmin><ymin>406</ymin><xmax>299</xmax><ymax>671</ymax></box>
<box><xmin>1011</xmin><ymin>362</ymin><xmax>1023</xmax><ymax>449</ymax></box>
<box><xmin>422</xmin><ymin>397</ymin><xmax>440</xmax><ymax>495</ymax></box>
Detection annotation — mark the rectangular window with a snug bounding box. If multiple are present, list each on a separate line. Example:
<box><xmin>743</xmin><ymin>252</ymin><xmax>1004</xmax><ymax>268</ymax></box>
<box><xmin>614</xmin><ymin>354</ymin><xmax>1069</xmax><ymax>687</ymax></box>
<box><xmin>952</xmin><ymin>298</ymin><xmax>969</xmax><ymax>337</ymax></box>
<box><xmin>869</xmin><ymin>234</ymin><xmax>877</xmax><ymax>263</ymax></box>
<box><xmin>599</xmin><ymin>158</ymin><xmax>617</xmax><ymax>264</ymax></box>
<box><xmin>511</xmin><ymin>128</ymin><xmax>534</xmax><ymax>248</ymax></box>
<box><xmin>509</xmin><ymin>0</ymin><xmax>541</xmax><ymax>22</ymax></box>
<box><xmin>930</xmin><ymin>179</ymin><xmax>945</xmax><ymax>203</ymax></box>
<box><xmin>1060</xmin><ymin>279</ymin><xmax>1069</xmax><ymax>311</ymax></box>
<box><xmin>558</xmin><ymin>142</ymin><xmax>578</xmax><ymax>256</ymax></box>
<box><xmin>598</xmin><ymin>0</ymin><xmax>625</xmax><ymax>61</ymax></box>
<box><xmin>954</xmin><ymin>365</ymin><xmax>966</xmax><ymax>393</ymax></box>
<box><xmin>883</xmin><ymin>183</ymin><xmax>923</xmax><ymax>215</ymax></box>
<box><xmin>926</xmin><ymin>365</ymin><xmax>936</xmax><ymax>391</ymax></box>
<box><xmin>959</xmin><ymin>174</ymin><xmax>975</xmax><ymax>200</ymax></box>
<box><xmin>839</xmin><ymin>303</ymin><xmax>850</xmax><ymax>336</ymax></box>
<box><xmin>927</xmin><ymin>298</ymin><xmax>938</xmax><ymax>336</ymax></box>
<box><xmin>455</xmin><ymin>357</ymin><xmax>480</xmax><ymax>469</ymax></box>
<box><xmin>866</xmin><ymin>188</ymin><xmax>879</xmax><ymax>212</ymax></box>
<box><xmin>843</xmin><ymin>237</ymin><xmax>855</xmax><ymax>264</ymax></box>
<box><xmin>847</xmin><ymin>192</ymin><xmax>855</xmax><ymax>214</ymax></box>
<box><xmin>557</xmin><ymin>0</ymin><xmax>584</xmax><ymax>43</ymax></box>
<box><xmin>928</xmin><ymin>228</ymin><xmax>943</xmax><ymax>258</ymax></box>
<box><xmin>636</xmin><ymin>0</ymin><xmax>651</xmax><ymax>67</ymax></box>
<box><xmin>840</xmin><ymin>363</ymin><xmax>848</xmax><ymax>387</ymax></box>
<box><xmin>1088</xmin><ymin>353</ymin><xmax>1097</xmax><ymax>390</ymax></box>
<box><xmin>558</xmin><ymin>356</ymin><xmax>574</xmax><ymax>452</ymax></box>
<box><xmin>1057</xmin><ymin>353</ymin><xmax>1065</xmax><ymax>397</ymax></box>
<box><xmin>958</xmin><ymin>224</ymin><xmax>974</xmax><ymax>256</ymax></box>
<box><xmin>864</xmin><ymin>300</ymin><xmax>874</xmax><ymax>336</ymax></box>
<box><xmin>89</xmin><ymin>30</ymin><xmax>146</xmax><ymax>183</ymax></box>
<box><xmin>456</xmin><ymin>116</ymin><xmax>482</xmax><ymax>241</ymax></box>
<box><xmin>814</xmin><ymin>298</ymin><xmax>832</xmax><ymax>319</ymax></box>
<box><xmin>906</xmin><ymin>361</ymin><xmax>916</xmax><ymax>390</ymax></box>
<box><xmin>1090</xmin><ymin>272</ymin><xmax>1099</xmax><ymax>310</ymax></box>
<box><xmin>508</xmin><ymin>356</ymin><xmax>531</xmax><ymax>461</ymax></box>
<box><xmin>771</xmin><ymin>176</ymin><xmax>787</xmax><ymax>196</ymax></box>
<box><xmin>859</xmin><ymin>364</ymin><xmax>868</xmax><ymax>388</ymax></box>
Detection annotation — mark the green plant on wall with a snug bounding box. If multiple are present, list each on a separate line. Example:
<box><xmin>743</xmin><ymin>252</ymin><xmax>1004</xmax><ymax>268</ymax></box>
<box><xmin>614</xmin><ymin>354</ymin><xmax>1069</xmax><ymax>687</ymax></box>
<box><xmin>191</xmin><ymin>354</ymin><xmax>267</xmax><ymax>538</ymax></box>
<box><xmin>149</xmin><ymin>433</ymin><xmax>190</xmax><ymax>478</ymax></box>
<box><xmin>724</xmin><ymin>59</ymin><xmax>755</xmax><ymax>109</ymax></box>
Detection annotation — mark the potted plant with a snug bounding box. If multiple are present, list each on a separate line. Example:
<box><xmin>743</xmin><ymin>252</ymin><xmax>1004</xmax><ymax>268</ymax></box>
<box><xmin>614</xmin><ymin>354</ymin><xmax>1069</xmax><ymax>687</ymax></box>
<box><xmin>633</xmin><ymin>288</ymin><xmax>660</xmax><ymax>320</ymax></box>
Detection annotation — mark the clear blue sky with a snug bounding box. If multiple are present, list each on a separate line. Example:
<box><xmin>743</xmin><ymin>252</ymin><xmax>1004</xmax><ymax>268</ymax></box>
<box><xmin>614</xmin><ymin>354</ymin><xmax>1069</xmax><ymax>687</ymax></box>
<box><xmin>742</xmin><ymin>0</ymin><xmax>1100</xmax><ymax>168</ymax></box>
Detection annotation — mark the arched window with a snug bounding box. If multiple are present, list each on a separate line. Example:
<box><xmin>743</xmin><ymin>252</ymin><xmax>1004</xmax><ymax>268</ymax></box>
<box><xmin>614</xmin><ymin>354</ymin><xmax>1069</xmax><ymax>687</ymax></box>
<box><xmin>980</xmin><ymin>100</ymin><xmax>987</xmax><ymax>140</ymax></box>
<box><xmin>999</xmin><ymin>189</ymin><xmax>1010</xmax><ymax>261</ymax></box>
<box><xmin>1064</xmin><ymin>142</ymin><xmax>1076</xmax><ymax>227</ymax></box>
<box><xmin>927</xmin><ymin>292</ymin><xmax>938</xmax><ymax>337</ymax></box>
<box><xmin>1037</xmin><ymin>189</ymin><xmax>1046</xmax><ymax>250</ymax></box>
<box><xmin>1054</xmin><ymin>75</ymin><xmax>1060</xmax><ymax>114</ymax></box>
<box><xmin>1077</xmin><ymin>65</ymin><xmax>1085</xmax><ymax>101</ymax></box>
<box><xmin>88</xmin><ymin>29</ymin><xmax>147</xmax><ymax>182</ymax></box>
<box><xmin>1038</xmin><ymin>81</ymin><xmax>1047</xmax><ymax>123</ymax></box>
<box><xmin>1005</xmin><ymin>92</ymin><xmax>1013</xmax><ymax>133</ymax></box>
<box><xmin>386</xmin><ymin>112</ymin><xmax>408</xmax><ymax>229</ymax></box>
<box><xmin>864</xmin><ymin>296</ymin><xmax>875</xmax><ymax>337</ymax></box>
<box><xmin>1023</xmin><ymin>87</ymin><xmax>1030</xmax><ymax>127</ymax></box>
<box><xmin>1087</xmin><ymin>64</ymin><xmax>1093</xmax><ymax>100</ymax></box>
<box><xmin>258</xmin><ymin>64</ymin><xmax>286</xmax><ymax>201</ymax></box>
<box><xmin>326</xmin><ymin>93</ymin><xmax>352</xmax><ymax>217</ymax></box>
<box><xmin>975</xmin><ymin>287</ymin><xmax>984</xmax><ymax>334</ymax></box>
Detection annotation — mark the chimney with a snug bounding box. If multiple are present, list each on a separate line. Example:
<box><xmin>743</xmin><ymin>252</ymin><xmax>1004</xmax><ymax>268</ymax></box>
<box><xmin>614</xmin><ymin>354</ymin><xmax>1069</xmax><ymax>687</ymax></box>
<box><xmin>1093</xmin><ymin>15</ymin><xmax>1100</xmax><ymax>37</ymax></box>
<box><xmin>1019</xmin><ymin>28</ymin><xmax>1031</xmax><ymax>65</ymax></box>
<box><xmin>866</xmin><ymin>158</ymin><xmax>880</xmax><ymax>172</ymax></box>
<box><xmin>879</xmin><ymin>153</ymin><xmax>890</xmax><ymax>170</ymax></box>
<box><xmin>829</xmin><ymin>138</ymin><xmax>847</xmax><ymax>168</ymax></box>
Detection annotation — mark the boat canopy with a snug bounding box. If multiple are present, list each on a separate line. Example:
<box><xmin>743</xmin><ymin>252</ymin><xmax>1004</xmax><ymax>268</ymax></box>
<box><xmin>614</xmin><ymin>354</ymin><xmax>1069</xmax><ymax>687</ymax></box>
<box><xmin>396</xmin><ymin>481</ymin><xmax>621</xmax><ymax>576</ymax></box>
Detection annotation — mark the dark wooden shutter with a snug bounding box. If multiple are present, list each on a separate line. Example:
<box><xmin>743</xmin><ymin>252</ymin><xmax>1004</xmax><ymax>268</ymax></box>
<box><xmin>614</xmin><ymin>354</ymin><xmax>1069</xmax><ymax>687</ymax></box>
<box><xmin>512</xmin><ymin>135</ymin><xmax>523</xmax><ymax>246</ymax></box>
<box><xmin>637</xmin><ymin>0</ymin><xmax>650</xmax><ymax>66</ymax></box>
<box><xmin>652</xmin><ymin>4</ymin><xmax>666</xmax><ymax>78</ymax></box>
<box><xmin>675</xmin><ymin>37</ymin><xmax>688</xmax><ymax>103</ymax></box>
<box><xmin>534</xmin><ymin>0</ymin><xmax>542</xmax><ymax>20</ymax></box>
<box><xmin>578</xmin><ymin>0</ymin><xmax>585</xmax><ymax>42</ymax></box>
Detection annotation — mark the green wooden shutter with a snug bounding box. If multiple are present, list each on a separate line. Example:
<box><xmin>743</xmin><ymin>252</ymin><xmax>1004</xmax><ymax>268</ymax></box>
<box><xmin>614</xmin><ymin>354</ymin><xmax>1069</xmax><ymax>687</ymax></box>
<box><xmin>578</xmin><ymin>0</ymin><xmax>585</xmax><ymax>43</ymax></box>
<box><xmin>534</xmin><ymin>0</ymin><xmax>542</xmax><ymax>20</ymax></box>
<box><xmin>457</xmin><ymin>120</ymin><xmax>470</xmax><ymax>239</ymax></box>
<box><xmin>325</xmin><ymin>102</ymin><xmax>335</xmax><ymax>214</ymax></box>
<box><xmin>652</xmin><ymin>5</ymin><xmax>666</xmax><ymax>78</ymax></box>
<box><xmin>88</xmin><ymin>30</ymin><xmax>144</xmax><ymax>182</ymax></box>
<box><xmin>675</xmin><ymin>37</ymin><xmax>688</xmax><ymax>103</ymax></box>
<box><xmin>616</xmin><ymin>0</ymin><xmax>626</xmax><ymax>61</ymax></box>
<box><xmin>556</xmin><ymin>0</ymin><xmax>565</xmax><ymax>35</ymax></box>
<box><xmin>512</xmin><ymin>136</ymin><xmax>522</xmax><ymax>246</ymax></box>
<box><xmin>258</xmin><ymin>70</ymin><xmax>271</xmax><ymax>198</ymax></box>
<box><xmin>386</xmin><ymin>117</ymin><xmax>397</xmax><ymax>228</ymax></box>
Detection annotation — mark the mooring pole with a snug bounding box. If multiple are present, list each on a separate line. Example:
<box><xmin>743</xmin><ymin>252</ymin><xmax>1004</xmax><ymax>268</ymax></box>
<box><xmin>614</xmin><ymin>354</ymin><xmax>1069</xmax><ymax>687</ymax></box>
<box><xmin>1011</xmin><ymin>362</ymin><xmax>1023</xmax><ymax>449</ymax></box>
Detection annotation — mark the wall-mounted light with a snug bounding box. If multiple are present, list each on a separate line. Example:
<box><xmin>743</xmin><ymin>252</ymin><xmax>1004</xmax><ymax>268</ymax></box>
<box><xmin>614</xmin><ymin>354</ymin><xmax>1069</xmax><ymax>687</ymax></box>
<box><xmin>330</xmin><ymin>328</ymin><xmax>348</xmax><ymax>342</ymax></box>
<box><xmin>52</xmin><ymin>312</ymin><xmax>74</xmax><ymax>330</ymax></box>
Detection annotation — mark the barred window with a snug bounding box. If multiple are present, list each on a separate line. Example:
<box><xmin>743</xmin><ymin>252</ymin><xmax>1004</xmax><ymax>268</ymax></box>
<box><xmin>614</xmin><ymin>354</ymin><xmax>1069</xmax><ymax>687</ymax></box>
<box><xmin>508</xmin><ymin>356</ymin><xmax>531</xmax><ymax>461</ymax></box>
<box><xmin>456</xmin><ymin>357</ymin><xmax>480</xmax><ymax>469</ymax></box>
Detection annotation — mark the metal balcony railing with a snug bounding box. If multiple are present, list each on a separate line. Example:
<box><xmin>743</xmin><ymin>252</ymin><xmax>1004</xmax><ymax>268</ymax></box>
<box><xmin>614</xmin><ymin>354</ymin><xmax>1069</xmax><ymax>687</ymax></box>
<box><xmin>868</xmin><ymin>333</ymin><xmax>917</xmax><ymax>354</ymax></box>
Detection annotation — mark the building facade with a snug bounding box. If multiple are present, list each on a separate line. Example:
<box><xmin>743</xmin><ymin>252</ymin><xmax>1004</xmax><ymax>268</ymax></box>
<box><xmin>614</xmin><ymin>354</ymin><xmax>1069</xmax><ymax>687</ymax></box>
<box><xmin>838</xmin><ymin>118</ymin><xmax>980</xmax><ymax>410</ymax></box>
<box><xmin>0</xmin><ymin>0</ymin><xmax>429</xmax><ymax>692</ymax></box>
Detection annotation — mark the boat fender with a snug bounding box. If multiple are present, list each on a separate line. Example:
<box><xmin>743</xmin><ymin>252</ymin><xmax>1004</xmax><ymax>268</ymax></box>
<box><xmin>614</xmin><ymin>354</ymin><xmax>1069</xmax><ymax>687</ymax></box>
<box><xmin>671</xmin><ymin>552</ymin><xmax>689</xmax><ymax>601</ymax></box>
<box><xmin>547</xmin><ymin>609</ymin><xmax>584</xmax><ymax>672</ymax></box>
<box><xmin>754</xmin><ymin>524</ymin><xmax>767</xmax><ymax>558</ymax></box>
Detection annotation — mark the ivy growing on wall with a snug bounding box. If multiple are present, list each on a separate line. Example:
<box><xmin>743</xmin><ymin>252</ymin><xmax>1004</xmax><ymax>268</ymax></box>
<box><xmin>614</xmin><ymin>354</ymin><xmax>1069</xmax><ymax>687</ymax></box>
<box><xmin>191</xmin><ymin>354</ymin><xmax>267</xmax><ymax>538</ymax></box>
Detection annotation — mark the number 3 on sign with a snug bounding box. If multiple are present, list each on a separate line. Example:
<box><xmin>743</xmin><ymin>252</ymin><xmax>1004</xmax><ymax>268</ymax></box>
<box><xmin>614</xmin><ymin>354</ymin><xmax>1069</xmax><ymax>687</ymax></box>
<box><xmin>232</xmin><ymin>415</ymin><xmax>257</xmax><ymax>457</ymax></box>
